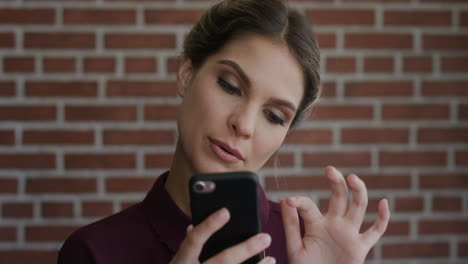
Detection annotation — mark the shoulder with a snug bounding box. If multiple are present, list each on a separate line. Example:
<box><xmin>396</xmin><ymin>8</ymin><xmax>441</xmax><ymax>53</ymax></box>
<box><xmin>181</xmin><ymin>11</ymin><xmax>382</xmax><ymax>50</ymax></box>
<box><xmin>58</xmin><ymin>203</ymin><xmax>148</xmax><ymax>264</ymax></box>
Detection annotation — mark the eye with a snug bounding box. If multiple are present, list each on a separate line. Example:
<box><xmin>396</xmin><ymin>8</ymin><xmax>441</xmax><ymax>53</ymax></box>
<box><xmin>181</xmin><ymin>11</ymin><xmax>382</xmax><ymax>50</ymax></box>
<box><xmin>264</xmin><ymin>110</ymin><xmax>286</xmax><ymax>126</ymax></box>
<box><xmin>217</xmin><ymin>77</ymin><xmax>241</xmax><ymax>96</ymax></box>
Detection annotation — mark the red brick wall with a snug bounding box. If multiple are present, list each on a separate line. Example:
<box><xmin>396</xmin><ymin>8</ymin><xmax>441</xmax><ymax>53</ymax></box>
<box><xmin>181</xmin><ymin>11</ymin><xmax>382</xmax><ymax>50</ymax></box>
<box><xmin>0</xmin><ymin>0</ymin><xmax>467</xmax><ymax>263</ymax></box>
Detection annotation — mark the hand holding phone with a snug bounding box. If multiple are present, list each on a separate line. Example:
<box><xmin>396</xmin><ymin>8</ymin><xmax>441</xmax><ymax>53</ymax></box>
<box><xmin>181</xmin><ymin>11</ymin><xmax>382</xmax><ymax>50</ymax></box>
<box><xmin>189</xmin><ymin>171</ymin><xmax>265</xmax><ymax>264</ymax></box>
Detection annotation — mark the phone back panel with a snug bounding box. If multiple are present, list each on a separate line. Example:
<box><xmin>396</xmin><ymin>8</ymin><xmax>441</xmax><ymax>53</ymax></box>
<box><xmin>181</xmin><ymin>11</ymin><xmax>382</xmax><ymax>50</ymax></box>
<box><xmin>189</xmin><ymin>171</ymin><xmax>262</xmax><ymax>264</ymax></box>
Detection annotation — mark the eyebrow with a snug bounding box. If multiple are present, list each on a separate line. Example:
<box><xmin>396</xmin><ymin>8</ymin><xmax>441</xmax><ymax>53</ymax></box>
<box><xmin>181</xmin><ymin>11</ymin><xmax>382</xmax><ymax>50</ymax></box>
<box><xmin>216</xmin><ymin>59</ymin><xmax>297</xmax><ymax>113</ymax></box>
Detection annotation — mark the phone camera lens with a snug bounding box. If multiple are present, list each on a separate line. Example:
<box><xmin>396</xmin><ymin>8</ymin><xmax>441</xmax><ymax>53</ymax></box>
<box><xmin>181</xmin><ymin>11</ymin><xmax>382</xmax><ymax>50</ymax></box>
<box><xmin>194</xmin><ymin>181</ymin><xmax>205</xmax><ymax>192</ymax></box>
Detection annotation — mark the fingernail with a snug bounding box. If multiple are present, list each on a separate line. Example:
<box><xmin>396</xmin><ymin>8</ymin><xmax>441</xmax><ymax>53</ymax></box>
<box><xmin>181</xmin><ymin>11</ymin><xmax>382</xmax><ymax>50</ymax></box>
<box><xmin>265</xmin><ymin>257</ymin><xmax>276</xmax><ymax>264</ymax></box>
<box><xmin>257</xmin><ymin>234</ymin><xmax>271</xmax><ymax>247</ymax></box>
<box><xmin>216</xmin><ymin>208</ymin><xmax>229</xmax><ymax>220</ymax></box>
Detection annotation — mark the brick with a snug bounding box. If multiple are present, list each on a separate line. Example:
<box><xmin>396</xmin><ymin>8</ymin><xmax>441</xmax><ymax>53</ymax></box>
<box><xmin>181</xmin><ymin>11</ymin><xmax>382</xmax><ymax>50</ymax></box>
<box><xmin>456</xmin><ymin>151</ymin><xmax>468</xmax><ymax>166</ymax></box>
<box><xmin>65</xmin><ymin>105</ymin><xmax>137</xmax><ymax>121</ymax></box>
<box><xmin>145</xmin><ymin>153</ymin><xmax>173</xmax><ymax>168</ymax></box>
<box><xmin>145</xmin><ymin>105</ymin><xmax>178</xmax><ymax>121</ymax></box>
<box><xmin>420</xmin><ymin>174</ymin><xmax>468</xmax><ymax>189</ymax></box>
<box><xmin>310</xmin><ymin>105</ymin><xmax>374</xmax><ymax>120</ymax></box>
<box><xmin>394</xmin><ymin>196</ymin><xmax>424</xmax><ymax>212</ymax></box>
<box><xmin>84</xmin><ymin>57</ymin><xmax>115</xmax><ymax>73</ymax></box>
<box><xmin>264</xmin><ymin>153</ymin><xmax>295</xmax><ymax>168</ymax></box>
<box><xmin>306</xmin><ymin>9</ymin><xmax>374</xmax><ymax>25</ymax></box>
<box><xmin>459</xmin><ymin>242</ymin><xmax>468</xmax><ymax>257</ymax></box>
<box><xmin>2</xmin><ymin>202</ymin><xmax>33</xmax><ymax>218</ymax></box>
<box><xmin>0</xmin><ymin>227</ymin><xmax>16</xmax><ymax>242</ymax></box>
<box><xmin>382</xmin><ymin>242</ymin><xmax>449</xmax><ymax>258</ymax></box>
<box><xmin>462</xmin><ymin>11</ymin><xmax>468</xmax><ymax>26</ymax></box>
<box><xmin>0</xmin><ymin>154</ymin><xmax>55</xmax><ymax>169</ymax></box>
<box><xmin>64</xmin><ymin>8</ymin><xmax>136</xmax><ymax>25</ymax></box>
<box><xmin>107</xmin><ymin>81</ymin><xmax>177</xmax><ymax>97</ymax></box>
<box><xmin>442</xmin><ymin>56</ymin><xmax>468</xmax><ymax>72</ymax></box>
<box><xmin>325</xmin><ymin>56</ymin><xmax>356</xmax><ymax>73</ymax></box>
<box><xmin>0</xmin><ymin>32</ymin><xmax>15</xmax><ymax>48</ymax></box>
<box><xmin>106</xmin><ymin>177</ymin><xmax>155</xmax><ymax>193</ymax></box>
<box><xmin>265</xmin><ymin>175</ymin><xmax>328</xmax><ymax>191</ymax></box>
<box><xmin>380</xmin><ymin>151</ymin><xmax>446</xmax><ymax>167</ymax></box>
<box><xmin>121</xmin><ymin>201</ymin><xmax>138</xmax><ymax>210</ymax></box>
<box><xmin>384</xmin><ymin>10</ymin><xmax>451</xmax><ymax>26</ymax></box>
<box><xmin>345</xmin><ymin>33</ymin><xmax>412</xmax><ymax>49</ymax></box>
<box><xmin>0</xmin><ymin>106</ymin><xmax>55</xmax><ymax>121</ymax></box>
<box><xmin>0</xmin><ymin>130</ymin><xmax>15</xmax><ymax>145</ymax></box>
<box><xmin>0</xmin><ymin>8</ymin><xmax>54</xmax><ymax>24</ymax></box>
<box><xmin>166</xmin><ymin>57</ymin><xmax>179</xmax><ymax>74</ymax></box>
<box><xmin>403</xmin><ymin>56</ymin><xmax>432</xmax><ymax>73</ymax></box>
<box><xmin>341</xmin><ymin>128</ymin><xmax>408</xmax><ymax>144</ymax></box>
<box><xmin>0</xmin><ymin>250</ymin><xmax>56</xmax><ymax>264</ymax></box>
<box><xmin>419</xmin><ymin>220</ymin><xmax>468</xmax><ymax>234</ymax></box>
<box><xmin>125</xmin><ymin>57</ymin><xmax>157</xmax><ymax>73</ymax></box>
<box><xmin>103</xmin><ymin>129</ymin><xmax>175</xmax><ymax>145</ymax></box>
<box><xmin>24</xmin><ymin>32</ymin><xmax>95</xmax><ymax>49</ymax></box>
<box><xmin>82</xmin><ymin>201</ymin><xmax>113</xmax><ymax>217</ymax></box>
<box><xmin>345</xmin><ymin>81</ymin><xmax>413</xmax><ymax>97</ymax></box>
<box><xmin>460</xmin><ymin>104</ymin><xmax>468</xmax><ymax>120</ymax></box>
<box><xmin>268</xmin><ymin>174</ymin><xmax>411</xmax><ymax>191</ymax></box>
<box><xmin>284</xmin><ymin>129</ymin><xmax>332</xmax><ymax>144</ymax></box>
<box><xmin>303</xmin><ymin>152</ymin><xmax>371</xmax><ymax>167</ymax></box>
<box><xmin>432</xmin><ymin>196</ymin><xmax>462</xmax><ymax>212</ymax></box>
<box><xmin>363</xmin><ymin>57</ymin><xmax>393</xmax><ymax>73</ymax></box>
<box><xmin>418</xmin><ymin>128</ymin><xmax>468</xmax><ymax>143</ymax></box>
<box><xmin>0</xmin><ymin>178</ymin><xmax>17</xmax><ymax>193</ymax></box>
<box><xmin>3</xmin><ymin>57</ymin><xmax>35</xmax><ymax>73</ymax></box>
<box><xmin>26</xmin><ymin>178</ymin><xmax>96</xmax><ymax>194</ymax></box>
<box><xmin>105</xmin><ymin>33</ymin><xmax>175</xmax><ymax>49</ymax></box>
<box><xmin>26</xmin><ymin>226</ymin><xmax>78</xmax><ymax>242</ymax></box>
<box><xmin>316</xmin><ymin>33</ymin><xmax>336</xmax><ymax>49</ymax></box>
<box><xmin>421</xmin><ymin>0</ymin><xmax>467</xmax><ymax>2</ymax></box>
<box><xmin>145</xmin><ymin>9</ymin><xmax>202</xmax><ymax>24</ymax></box>
<box><xmin>320</xmin><ymin>82</ymin><xmax>336</xmax><ymax>98</ymax></box>
<box><xmin>65</xmin><ymin>153</ymin><xmax>136</xmax><ymax>169</ymax></box>
<box><xmin>423</xmin><ymin>34</ymin><xmax>468</xmax><ymax>50</ymax></box>
<box><xmin>422</xmin><ymin>81</ymin><xmax>468</xmax><ymax>96</ymax></box>
<box><xmin>0</xmin><ymin>81</ymin><xmax>15</xmax><ymax>96</ymax></box>
<box><xmin>43</xmin><ymin>57</ymin><xmax>76</xmax><ymax>73</ymax></box>
<box><xmin>382</xmin><ymin>104</ymin><xmax>450</xmax><ymax>120</ymax></box>
<box><xmin>25</xmin><ymin>81</ymin><xmax>97</xmax><ymax>97</ymax></box>
<box><xmin>41</xmin><ymin>202</ymin><xmax>74</xmax><ymax>218</ymax></box>
<box><xmin>23</xmin><ymin>130</ymin><xmax>94</xmax><ymax>145</ymax></box>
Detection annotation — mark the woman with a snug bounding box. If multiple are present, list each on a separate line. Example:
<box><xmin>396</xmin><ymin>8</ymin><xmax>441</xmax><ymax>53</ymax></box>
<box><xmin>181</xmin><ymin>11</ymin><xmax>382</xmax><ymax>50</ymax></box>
<box><xmin>58</xmin><ymin>0</ymin><xmax>390</xmax><ymax>263</ymax></box>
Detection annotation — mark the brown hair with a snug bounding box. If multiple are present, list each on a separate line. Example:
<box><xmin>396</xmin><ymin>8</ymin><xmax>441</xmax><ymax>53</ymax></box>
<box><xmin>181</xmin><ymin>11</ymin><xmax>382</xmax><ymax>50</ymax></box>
<box><xmin>183</xmin><ymin>0</ymin><xmax>321</xmax><ymax>128</ymax></box>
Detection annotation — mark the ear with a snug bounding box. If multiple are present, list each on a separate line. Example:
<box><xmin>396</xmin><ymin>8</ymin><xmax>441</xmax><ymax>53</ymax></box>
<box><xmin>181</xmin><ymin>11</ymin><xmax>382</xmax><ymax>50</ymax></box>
<box><xmin>176</xmin><ymin>57</ymin><xmax>194</xmax><ymax>97</ymax></box>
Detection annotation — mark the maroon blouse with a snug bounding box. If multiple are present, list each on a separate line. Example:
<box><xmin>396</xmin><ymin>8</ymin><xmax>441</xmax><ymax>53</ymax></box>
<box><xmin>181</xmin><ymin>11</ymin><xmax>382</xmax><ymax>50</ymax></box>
<box><xmin>58</xmin><ymin>172</ymin><xmax>299</xmax><ymax>264</ymax></box>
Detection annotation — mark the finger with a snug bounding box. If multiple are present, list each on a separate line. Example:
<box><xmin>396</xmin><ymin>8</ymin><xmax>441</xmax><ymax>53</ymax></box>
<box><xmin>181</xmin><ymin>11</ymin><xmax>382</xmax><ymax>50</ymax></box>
<box><xmin>205</xmin><ymin>233</ymin><xmax>271</xmax><ymax>264</ymax></box>
<box><xmin>361</xmin><ymin>199</ymin><xmax>390</xmax><ymax>248</ymax></box>
<box><xmin>325</xmin><ymin>166</ymin><xmax>349</xmax><ymax>217</ymax></box>
<box><xmin>345</xmin><ymin>174</ymin><xmax>368</xmax><ymax>228</ymax></box>
<box><xmin>258</xmin><ymin>256</ymin><xmax>276</xmax><ymax>264</ymax></box>
<box><xmin>280</xmin><ymin>198</ymin><xmax>302</xmax><ymax>255</ymax></box>
<box><xmin>287</xmin><ymin>196</ymin><xmax>322</xmax><ymax>228</ymax></box>
<box><xmin>176</xmin><ymin>208</ymin><xmax>230</xmax><ymax>262</ymax></box>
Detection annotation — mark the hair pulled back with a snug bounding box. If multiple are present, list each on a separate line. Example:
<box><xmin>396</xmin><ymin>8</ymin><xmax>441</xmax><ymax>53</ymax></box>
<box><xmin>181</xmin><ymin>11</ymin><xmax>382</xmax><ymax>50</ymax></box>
<box><xmin>183</xmin><ymin>0</ymin><xmax>320</xmax><ymax>128</ymax></box>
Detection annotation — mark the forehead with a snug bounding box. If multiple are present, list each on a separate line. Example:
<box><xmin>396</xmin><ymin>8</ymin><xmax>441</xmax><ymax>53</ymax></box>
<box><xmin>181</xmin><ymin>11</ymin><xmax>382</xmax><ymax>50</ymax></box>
<box><xmin>206</xmin><ymin>33</ymin><xmax>304</xmax><ymax>107</ymax></box>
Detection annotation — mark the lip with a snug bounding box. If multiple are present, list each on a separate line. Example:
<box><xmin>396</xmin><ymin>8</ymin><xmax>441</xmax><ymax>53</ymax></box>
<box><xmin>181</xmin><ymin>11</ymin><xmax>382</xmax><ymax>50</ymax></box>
<box><xmin>208</xmin><ymin>137</ymin><xmax>244</xmax><ymax>163</ymax></box>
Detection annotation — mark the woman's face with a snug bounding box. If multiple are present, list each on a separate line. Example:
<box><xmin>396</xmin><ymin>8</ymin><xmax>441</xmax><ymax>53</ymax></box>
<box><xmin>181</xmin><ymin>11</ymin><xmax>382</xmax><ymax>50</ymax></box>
<box><xmin>176</xmin><ymin>33</ymin><xmax>304</xmax><ymax>174</ymax></box>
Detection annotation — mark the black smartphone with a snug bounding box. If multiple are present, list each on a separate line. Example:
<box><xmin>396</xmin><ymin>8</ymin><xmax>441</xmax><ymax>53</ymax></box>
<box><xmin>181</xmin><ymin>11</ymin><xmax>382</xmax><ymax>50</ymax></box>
<box><xmin>189</xmin><ymin>171</ymin><xmax>263</xmax><ymax>264</ymax></box>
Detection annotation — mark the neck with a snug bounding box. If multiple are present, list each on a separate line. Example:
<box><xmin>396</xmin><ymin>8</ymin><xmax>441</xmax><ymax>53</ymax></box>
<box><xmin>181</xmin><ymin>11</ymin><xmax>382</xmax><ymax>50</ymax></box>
<box><xmin>165</xmin><ymin>141</ymin><xmax>193</xmax><ymax>216</ymax></box>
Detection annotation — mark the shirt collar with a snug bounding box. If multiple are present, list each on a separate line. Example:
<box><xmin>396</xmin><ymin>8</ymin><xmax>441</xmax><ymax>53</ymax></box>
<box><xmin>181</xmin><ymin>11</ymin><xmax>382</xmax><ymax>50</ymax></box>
<box><xmin>142</xmin><ymin>171</ymin><xmax>271</xmax><ymax>254</ymax></box>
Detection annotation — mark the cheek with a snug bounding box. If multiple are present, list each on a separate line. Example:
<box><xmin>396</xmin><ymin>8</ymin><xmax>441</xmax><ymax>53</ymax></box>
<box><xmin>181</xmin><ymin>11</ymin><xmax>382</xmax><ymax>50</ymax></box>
<box><xmin>251</xmin><ymin>127</ymin><xmax>287</xmax><ymax>166</ymax></box>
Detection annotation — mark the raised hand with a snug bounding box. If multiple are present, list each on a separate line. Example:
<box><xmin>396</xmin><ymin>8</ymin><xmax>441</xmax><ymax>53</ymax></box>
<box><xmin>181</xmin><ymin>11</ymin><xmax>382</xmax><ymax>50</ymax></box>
<box><xmin>281</xmin><ymin>166</ymin><xmax>390</xmax><ymax>264</ymax></box>
<box><xmin>170</xmin><ymin>208</ymin><xmax>276</xmax><ymax>264</ymax></box>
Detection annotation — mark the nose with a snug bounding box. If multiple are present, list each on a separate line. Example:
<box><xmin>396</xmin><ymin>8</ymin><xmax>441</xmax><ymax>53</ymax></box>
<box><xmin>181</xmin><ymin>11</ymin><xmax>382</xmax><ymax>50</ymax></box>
<box><xmin>228</xmin><ymin>104</ymin><xmax>256</xmax><ymax>139</ymax></box>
